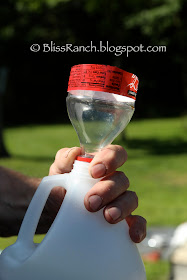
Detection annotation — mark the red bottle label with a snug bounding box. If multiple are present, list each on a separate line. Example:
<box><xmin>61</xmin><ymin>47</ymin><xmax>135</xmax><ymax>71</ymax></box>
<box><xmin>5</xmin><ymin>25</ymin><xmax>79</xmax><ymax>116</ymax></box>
<box><xmin>68</xmin><ymin>64</ymin><xmax>139</xmax><ymax>100</ymax></box>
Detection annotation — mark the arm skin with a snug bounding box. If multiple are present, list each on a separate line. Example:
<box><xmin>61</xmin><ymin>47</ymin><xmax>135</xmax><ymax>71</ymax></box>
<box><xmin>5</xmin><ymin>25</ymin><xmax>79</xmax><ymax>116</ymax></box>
<box><xmin>0</xmin><ymin>166</ymin><xmax>40</xmax><ymax>237</ymax></box>
<box><xmin>0</xmin><ymin>166</ymin><xmax>63</xmax><ymax>237</ymax></box>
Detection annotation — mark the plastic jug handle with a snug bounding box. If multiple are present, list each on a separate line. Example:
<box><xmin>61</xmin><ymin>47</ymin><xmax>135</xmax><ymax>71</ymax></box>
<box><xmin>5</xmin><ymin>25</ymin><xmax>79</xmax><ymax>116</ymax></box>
<box><xmin>17</xmin><ymin>174</ymin><xmax>69</xmax><ymax>246</ymax></box>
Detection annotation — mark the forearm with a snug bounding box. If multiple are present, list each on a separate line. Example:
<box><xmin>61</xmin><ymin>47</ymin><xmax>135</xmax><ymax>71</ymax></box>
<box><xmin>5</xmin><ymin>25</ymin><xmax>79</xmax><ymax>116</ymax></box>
<box><xmin>0</xmin><ymin>166</ymin><xmax>41</xmax><ymax>237</ymax></box>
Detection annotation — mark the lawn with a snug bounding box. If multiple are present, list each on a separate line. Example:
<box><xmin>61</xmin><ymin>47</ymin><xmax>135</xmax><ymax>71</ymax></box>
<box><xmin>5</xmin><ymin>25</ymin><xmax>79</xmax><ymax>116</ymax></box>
<box><xmin>0</xmin><ymin>117</ymin><xmax>187</xmax><ymax>279</ymax></box>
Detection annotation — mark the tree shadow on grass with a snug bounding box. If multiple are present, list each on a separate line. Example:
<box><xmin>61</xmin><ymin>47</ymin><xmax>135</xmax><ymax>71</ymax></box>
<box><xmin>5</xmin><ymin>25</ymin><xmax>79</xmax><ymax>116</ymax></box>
<box><xmin>1</xmin><ymin>138</ymin><xmax>187</xmax><ymax>160</ymax></box>
<box><xmin>118</xmin><ymin>137</ymin><xmax>187</xmax><ymax>155</ymax></box>
<box><xmin>10</xmin><ymin>154</ymin><xmax>53</xmax><ymax>162</ymax></box>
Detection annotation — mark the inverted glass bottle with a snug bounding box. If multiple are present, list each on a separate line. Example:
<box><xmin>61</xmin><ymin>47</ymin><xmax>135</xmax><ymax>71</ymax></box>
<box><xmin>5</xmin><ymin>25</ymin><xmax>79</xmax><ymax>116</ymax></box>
<box><xmin>66</xmin><ymin>90</ymin><xmax>135</xmax><ymax>157</ymax></box>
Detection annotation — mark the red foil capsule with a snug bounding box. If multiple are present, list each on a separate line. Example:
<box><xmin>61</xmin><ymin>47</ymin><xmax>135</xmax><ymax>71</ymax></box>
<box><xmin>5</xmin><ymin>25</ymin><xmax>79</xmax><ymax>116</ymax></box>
<box><xmin>68</xmin><ymin>64</ymin><xmax>139</xmax><ymax>100</ymax></box>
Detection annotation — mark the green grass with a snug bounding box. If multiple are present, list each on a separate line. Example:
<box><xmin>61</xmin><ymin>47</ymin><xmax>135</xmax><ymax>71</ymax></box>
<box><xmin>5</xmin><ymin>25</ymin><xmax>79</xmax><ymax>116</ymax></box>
<box><xmin>115</xmin><ymin>118</ymin><xmax>187</xmax><ymax>226</ymax></box>
<box><xmin>144</xmin><ymin>261</ymin><xmax>170</xmax><ymax>280</ymax></box>
<box><xmin>0</xmin><ymin>117</ymin><xmax>186</xmax><ymax>280</ymax></box>
<box><xmin>1</xmin><ymin>124</ymin><xmax>79</xmax><ymax>177</ymax></box>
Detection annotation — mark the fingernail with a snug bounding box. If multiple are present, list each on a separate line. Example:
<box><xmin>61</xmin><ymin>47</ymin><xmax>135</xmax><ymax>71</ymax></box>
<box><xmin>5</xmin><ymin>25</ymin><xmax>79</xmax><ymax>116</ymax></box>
<box><xmin>88</xmin><ymin>195</ymin><xmax>102</xmax><ymax>211</ymax></box>
<box><xmin>91</xmin><ymin>163</ymin><xmax>106</xmax><ymax>178</ymax></box>
<box><xmin>136</xmin><ymin>230</ymin><xmax>144</xmax><ymax>242</ymax></box>
<box><xmin>131</xmin><ymin>230</ymin><xmax>144</xmax><ymax>243</ymax></box>
<box><xmin>107</xmin><ymin>207</ymin><xmax>121</xmax><ymax>221</ymax></box>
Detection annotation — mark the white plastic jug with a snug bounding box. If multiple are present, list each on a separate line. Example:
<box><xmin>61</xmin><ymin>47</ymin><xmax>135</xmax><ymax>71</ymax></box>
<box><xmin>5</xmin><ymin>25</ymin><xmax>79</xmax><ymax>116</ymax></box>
<box><xmin>0</xmin><ymin>159</ymin><xmax>146</xmax><ymax>280</ymax></box>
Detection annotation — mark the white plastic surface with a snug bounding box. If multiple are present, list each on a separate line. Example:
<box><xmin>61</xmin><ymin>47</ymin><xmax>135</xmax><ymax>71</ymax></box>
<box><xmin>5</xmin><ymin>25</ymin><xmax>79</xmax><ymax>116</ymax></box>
<box><xmin>170</xmin><ymin>222</ymin><xmax>187</xmax><ymax>248</ymax></box>
<box><xmin>0</xmin><ymin>160</ymin><xmax>146</xmax><ymax>280</ymax></box>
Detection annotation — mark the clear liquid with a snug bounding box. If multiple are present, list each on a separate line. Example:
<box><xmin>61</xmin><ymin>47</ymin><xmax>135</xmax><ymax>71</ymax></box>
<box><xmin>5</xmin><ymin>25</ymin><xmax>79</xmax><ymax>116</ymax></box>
<box><xmin>67</xmin><ymin>94</ymin><xmax>134</xmax><ymax>155</ymax></box>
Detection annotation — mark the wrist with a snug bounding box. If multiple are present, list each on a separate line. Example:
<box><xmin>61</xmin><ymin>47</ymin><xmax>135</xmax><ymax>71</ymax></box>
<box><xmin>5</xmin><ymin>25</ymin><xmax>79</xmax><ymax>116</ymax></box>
<box><xmin>0</xmin><ymin>166</ymin><xmax>41</xmax><ymax>236</ymax></box>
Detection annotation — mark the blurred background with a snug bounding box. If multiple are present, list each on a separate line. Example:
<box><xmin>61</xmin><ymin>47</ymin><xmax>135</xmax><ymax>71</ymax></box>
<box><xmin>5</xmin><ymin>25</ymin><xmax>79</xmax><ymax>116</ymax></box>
<box><xmin>0</xmin><ymin>0</ymin><xmax>187</xmax><ymax>279</ymax></box>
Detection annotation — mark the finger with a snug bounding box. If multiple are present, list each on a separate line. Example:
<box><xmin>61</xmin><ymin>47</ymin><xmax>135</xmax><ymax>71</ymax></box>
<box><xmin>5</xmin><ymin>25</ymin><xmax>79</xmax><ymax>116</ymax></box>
<box><xmin>88</xmin><ymin>145</ymin><xmax>128</xmax><ymax>178</ymax></box>
<box><xmin>84</xmin><ymin>171</ymin><xmax>130</xmax><ymax>212</ymax></box>
<box><xmin>126</xmin><ymin>215</ymin><xmax>147</xmax><ymax>243</ymax></box>
<box><xmin>103</xmin><ymin>191</ymin><xmax>138</xmax><ymax>224</ymax></box>
<box><xmin>49</xmin><ymin>147</ymin><xmax>82</xmax><ymax>175</ymax></box>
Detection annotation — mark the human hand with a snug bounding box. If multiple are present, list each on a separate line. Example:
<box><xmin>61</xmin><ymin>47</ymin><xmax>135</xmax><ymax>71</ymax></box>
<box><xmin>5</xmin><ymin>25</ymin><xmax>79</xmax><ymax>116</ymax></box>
<box><xmin>48</xmin><ymin>146</ymin><xmax>146</xmax><ymax>243</ymax></box>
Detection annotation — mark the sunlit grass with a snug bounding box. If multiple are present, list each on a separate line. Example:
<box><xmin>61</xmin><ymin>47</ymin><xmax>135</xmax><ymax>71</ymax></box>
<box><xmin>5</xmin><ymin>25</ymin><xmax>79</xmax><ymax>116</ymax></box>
<box><xmin>144</xmin><ymin>260</ymin><xmax>170</xmax><ymax>280</ymax></box>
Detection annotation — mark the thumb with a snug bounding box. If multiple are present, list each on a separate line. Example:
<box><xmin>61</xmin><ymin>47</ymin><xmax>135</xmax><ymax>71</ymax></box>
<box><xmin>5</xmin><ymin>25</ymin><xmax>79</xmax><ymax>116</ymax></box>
<box><xmin>49</xmin><ymin>147</ymin><xmax>82</xmax><ymax>175</ymax></box>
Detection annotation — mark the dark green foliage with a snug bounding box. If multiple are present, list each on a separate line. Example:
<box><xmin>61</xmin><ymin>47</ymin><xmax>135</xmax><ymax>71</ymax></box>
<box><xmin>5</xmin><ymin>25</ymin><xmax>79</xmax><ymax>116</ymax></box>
<box><xmin>0</xmin><ymin>0</ymin><xmax>186</xmax><ymax>125</ymax></box>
